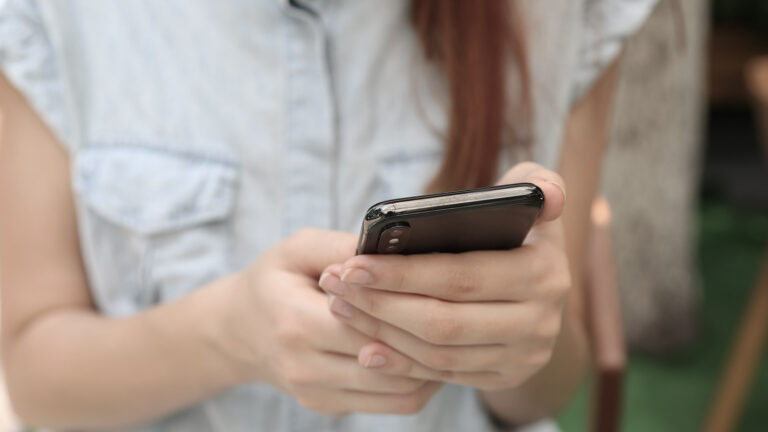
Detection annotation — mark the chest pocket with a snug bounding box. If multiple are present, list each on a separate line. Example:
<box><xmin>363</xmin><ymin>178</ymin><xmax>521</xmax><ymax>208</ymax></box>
<box><xmin>73</xmin><ymin>145</ymin><xmax>238</xmax><ymax>316</ymax></box>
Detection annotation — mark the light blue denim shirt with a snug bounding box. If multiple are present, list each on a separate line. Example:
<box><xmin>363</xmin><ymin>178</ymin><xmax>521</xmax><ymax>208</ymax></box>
<box><xmin>0</xmin><ymin>0</ymin><xmax>656</xmax><ymax>431</ymax></box>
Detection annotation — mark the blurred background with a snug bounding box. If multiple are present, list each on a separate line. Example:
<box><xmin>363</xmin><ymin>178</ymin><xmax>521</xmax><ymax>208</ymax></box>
<box><xmin>0</xmin><ymin>0</ymin><xmax>767</xmax><ymax>431</ymax></box>
<box><xmin>558</xmin><ymin>0</ymin><xmax>768</xmax><ymax>431</ymax></box>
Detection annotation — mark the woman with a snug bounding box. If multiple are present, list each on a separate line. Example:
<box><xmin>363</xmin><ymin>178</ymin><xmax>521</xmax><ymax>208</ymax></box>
<box><xmin>0</xmin><ymin>0</ymin><xmax>656</xmax><ymax>431</ymax></box>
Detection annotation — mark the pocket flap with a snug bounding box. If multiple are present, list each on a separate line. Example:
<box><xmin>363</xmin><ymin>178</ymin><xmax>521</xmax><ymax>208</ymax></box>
<box><xmin>74</xmin><ymin>146</ymin><xmax>238</xmax><ymax>235</ymax></box>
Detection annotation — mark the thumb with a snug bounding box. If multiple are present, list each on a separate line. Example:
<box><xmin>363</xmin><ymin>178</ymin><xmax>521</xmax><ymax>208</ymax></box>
<box><xmin>279</xmin><ymin>228</ymin><xmax>359</xmax><ymax>277</ymax></box>
<box><xmin>495</xmin><ymin>162</ymin><xmax>566</xmax><ymax>224</ymax></box>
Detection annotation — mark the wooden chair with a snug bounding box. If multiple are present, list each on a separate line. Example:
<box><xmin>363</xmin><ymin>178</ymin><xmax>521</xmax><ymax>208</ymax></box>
<box><xmin>504</xmin><ymin>196</ymin><xmax>626</xmax><ymax>432</ymax></box>
<box><xmin>585</xmin><ymin>196</ymin><xmax>627</xmax><ymax>432</ymax></box>
<box><xmin>703</xmin><ymin>56</ymin><xmax>768</xmax><ymax>432</ymax></box>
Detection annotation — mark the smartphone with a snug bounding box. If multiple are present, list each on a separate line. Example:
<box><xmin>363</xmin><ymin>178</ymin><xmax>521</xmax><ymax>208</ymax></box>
<box><xmin>356</xmin><ymin>183</ymin><xmax>544</xmax><ymax>255</ymax></box>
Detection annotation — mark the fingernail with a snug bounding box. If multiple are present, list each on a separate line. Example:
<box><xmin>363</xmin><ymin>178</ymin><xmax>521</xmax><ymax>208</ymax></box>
<box><xmin>320</xmin><ymin>274</ymin><xmax>347</xmax><ymax>296</ymax></box>
<box><xmin>547</xmin><ymin>180</ymin><xmax>566</xmax><ymax>203</ymax></box>
<box><xmin>341</xmin><ymin>268</ymin><xmax>373</xmax><ymax>285</ymax></box>
<box><xmin>363</xmin><ymin>354</ymin><xmax>387</xmax><ymax>368</ymax></box>
<box><xmin>329</xmin><ymin>296</ymin><xmax>354</xmax><ymax>318</ymax></box>
<box><xmin>318</xmin><ymin>272</ymin><xmax>330</xmax><ymax>287</ymax></box>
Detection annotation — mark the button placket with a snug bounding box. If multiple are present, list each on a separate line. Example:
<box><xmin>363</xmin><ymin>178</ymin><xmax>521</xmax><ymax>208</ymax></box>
<box><xmin>281</xmin><ymin>0</ymin><xmax>338</xmax><ymax>237</ymax></box>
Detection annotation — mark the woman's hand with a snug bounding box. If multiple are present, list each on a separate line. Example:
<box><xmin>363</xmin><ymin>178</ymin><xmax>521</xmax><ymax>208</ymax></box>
<box><xmin>318</xmin><ymin>162</ymin><xmax>570</xmax><ymax>391</ymax></box>
<box><xmin>0</xmin><ymin>71</ymin><xmax>441</xmax><ymax>427</ymax></box>
<box><xmin>215</xmin><ymin>228</ymin><xmax>441</xmax><ymax>416</ymax></box>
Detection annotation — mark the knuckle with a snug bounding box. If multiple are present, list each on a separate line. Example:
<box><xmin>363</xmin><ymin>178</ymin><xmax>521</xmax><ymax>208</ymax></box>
<box><xmin>534</xmin><ymin>248</ymin><xmax>571</xmax><ymax>300</ymax></box>
<box><xmin>394</xmin><ymin>265</ymin><xmax>408</xmax><ymax>292</ymax></box>
<box><xmin>364</xmin><ymin>289</ymin><xmax>379</xmax><ymax>316</ymax></box>
<box><xmin>349</xmin><ymin>286</ymin><xmax>377</xmax><ymax>316</ymax></box>
<box><xmin>435</xmin><ymin>369</ymin><xmax>456</xmax><ymax>382</ymax></box>
<box><xmin>558</xmin><ymin>268</ymin><xmax>573</xmax><ymax>297</ymax></box>
<box><xmin>391</xmin><ymin>377</ymin><xmax>426</xmax><ymax>393</ymax></box>
<box><xmin>368</xmin><ymin>318</ymin><xmax>385</xmax><ymax>341</ymax></box>
<box><xmin>542</xmin><ymin>272</ymin><xmax>570</xmax><ymax>301</ymax></box>
<box><xmin>483</xmin><ymin>369</ymin><xmax>527</xmax><ymax>390</ymax></box>
<box><xmin>401</xmin><ymin>355</ymin><xmax>421</xmax><ymax>378</ymax></box>
<box><xmin>296</xmin><ymin>396</ymin><xmax>330</xmax><ymax>415</ymax></box>
<box><xmin>422</xmin><ymin>350</ymin><xmax>456</xmax><ymax>371</ymax></box>
<box><xmin>282</xmin><ymin>363</ymin><xmax>313</xmax><ymax>388</ymax></box>
<box><xmin>408</xmin><ymin>378</ymin><xmax>429</xmax><ymax>392</ymax></box>
<box><xmin>423</xmin><ymin>311</ymin><xmax>463</xmax><ymax>344</ymax></box>
<box><xmin>528</xmin><ymin>346</ymin><xmax>556</xmax><ymax>371</ymax></box>
<box><xmin>446</xmin><ymin>267</ymin><xmax>478</xmax><ymax>298</ymax></box>
<box><xmin>397</xmin><ymin>393</ymin><xmax>429</xmax><ymax>415</ymax></box>
<box><xmin>275</xmin><ymin>316</ymin><xmax>306</xmax><ymax>347</ymax></box>
<box><xmin>535</xmin><ymin>314</ymin><xmax>563</xmax><ymax>342</ymax></box>
<box><xmin>422</xmin><ymin>300</ymin><xmax>464</xmax><ymax>345</ymax></box>
<box><xmin>484</xmin><ymin>347</ymin><xmax>508</xmax><ymax>370</ymax></box>
<box><xmin>524</xmin><ymin>246</ymin><xmax>549</xmax><ymax>287</ymax></box>
<box><xmin>551</xmin><ymin>252</ymin><xmax>572</xmax><ymax>295</ymax></box>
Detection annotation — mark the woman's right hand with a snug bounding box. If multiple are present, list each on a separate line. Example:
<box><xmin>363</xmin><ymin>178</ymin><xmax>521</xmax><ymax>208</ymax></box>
<box><xmin>214</xmin><ymin>228</ymin><xmax>442</xmax><ymax>417</ymax></box>
<box><xmin>0</xmin><ymin>70</ymin><xmax>439</xmax><ymax>427</ymax></box>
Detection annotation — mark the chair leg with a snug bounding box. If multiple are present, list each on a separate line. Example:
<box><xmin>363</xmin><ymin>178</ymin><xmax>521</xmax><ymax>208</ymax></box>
<box><xmin>587</xmin><ymin>197</ymin><xmax>626</xmax><ymax>432</ymax></box>
<box><xmin>704</xmin><ymin>252</ymin><xmax>768</xmax><ymax>432</ymax></box>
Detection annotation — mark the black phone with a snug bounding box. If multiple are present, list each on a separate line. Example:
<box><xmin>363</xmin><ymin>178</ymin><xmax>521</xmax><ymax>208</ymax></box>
<box><xmin>355</xmin><ymin>183</ymin><xmax>544</xmax><ymax>255</ymax></box>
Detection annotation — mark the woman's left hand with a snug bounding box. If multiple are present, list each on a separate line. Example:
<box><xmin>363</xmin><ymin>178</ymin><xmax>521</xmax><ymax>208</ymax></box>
<box><xmin>318</xmin><ymin>162</ymin><xmax>571</xmax><ymax>390</ymax></box>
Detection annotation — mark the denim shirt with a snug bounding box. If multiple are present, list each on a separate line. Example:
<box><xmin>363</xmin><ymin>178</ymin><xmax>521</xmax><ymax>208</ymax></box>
<box><xmin>0</xmin><ymin>0</ymin><xmax>656</xmax><ymax>431</ymax></box>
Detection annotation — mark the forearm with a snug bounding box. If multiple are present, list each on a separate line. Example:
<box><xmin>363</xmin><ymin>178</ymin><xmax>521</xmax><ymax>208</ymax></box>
<box><xmin>3</xmin><ymin>275</ymin><xmax>242</xmax><ymax>430</ymax></box>
<box><xmin>479</xmin><ymin>295</ymin><xmax>589</xmax><ymax>426</ymax></box>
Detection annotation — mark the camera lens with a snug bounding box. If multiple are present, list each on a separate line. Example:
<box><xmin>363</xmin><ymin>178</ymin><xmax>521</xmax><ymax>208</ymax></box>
<box><xmin>377</xmin><ymin>222</ymin><xmax>411</xmax><ymax>254</ymax></box>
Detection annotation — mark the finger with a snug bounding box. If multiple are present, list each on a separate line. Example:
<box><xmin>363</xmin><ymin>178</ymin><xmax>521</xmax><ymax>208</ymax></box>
<box><xmin>323</xmin><ymin>274</ymin><xmax>532</xmax><ymax>345</ymax></box>
<box><xmin>494</xmin><ymin>161</ymin><xmax>566</xmax><ymax>223</ymax></box>
<box><xmin>496</xmin><ymin>163</ymin><xmax>567</xmax><ymax>249</ymax></box>
<box><xmin>334</xmin><ymin>246</ymin><xmax>554</xmax><ymax>302</ymax></box>
<box><xmin>322</xmin><ymin>263</ymin><xmax>345</xmax><ymax>279</ymax></box>
<box><xmin>310</xmin><ymin>351</ymin><xmax>427</xmax><ymax>394</ymax></box>
<box><xmin>330</xmin><ymin>303</ymin><xmax>508</xmax><ymax>373</ymax></box>
<box><xmin>302</xmin><ymin>288</ymin><xmax>375</xmax><ymax>356</ymax></box>
<box><xmin>318</xmin><ymin>263</ymin><xmax>345</xmax><ymax>292</ymax></box>
<box><xmin>357</xmin><ymin>342</ymin><xmax>504</xmax><ymax>389</ymax></box>
<box><xmin>280</xmin><ymin>228</ymin><xmax>358</xmax><ymax>277</ymax></box>
<box><xmin>302</xmin><ymin>381</ymin><xmax>443</xmax><ymax>416</ymax></box>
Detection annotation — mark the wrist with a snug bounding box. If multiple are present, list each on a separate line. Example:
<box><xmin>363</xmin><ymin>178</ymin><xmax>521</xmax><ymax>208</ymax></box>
<box><xmin>188</xmin><ymin>272</ymin><xmax>256</xmax><ymax>388</ymax></box>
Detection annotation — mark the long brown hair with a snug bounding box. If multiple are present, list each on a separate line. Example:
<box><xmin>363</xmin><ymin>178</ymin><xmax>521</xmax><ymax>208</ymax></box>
<box><xmin>411</xmin><ymin>1</ymin><xmax>531</xmax><ymax>193</ymax></box>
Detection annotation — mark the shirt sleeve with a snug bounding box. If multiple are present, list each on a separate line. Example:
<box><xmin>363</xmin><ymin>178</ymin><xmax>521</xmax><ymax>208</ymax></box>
<box><xmin>0</xmin><ymin>0</ymin><xmax>73</xmax><ymax>150</ymax></box>
<box><xmin>570</xmin><ymin>0</ymin><xmax>659</xmax><ymax>103</ymax></box>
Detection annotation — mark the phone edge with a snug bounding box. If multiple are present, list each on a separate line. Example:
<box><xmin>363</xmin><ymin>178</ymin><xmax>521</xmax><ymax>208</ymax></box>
<box><xmin>355</xmin><ymin>183</ymin><xmax>544</xmax><ymax>255</ymax></box>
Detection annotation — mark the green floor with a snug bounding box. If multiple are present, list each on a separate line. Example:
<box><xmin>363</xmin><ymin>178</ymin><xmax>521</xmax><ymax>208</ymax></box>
<box><xmin>558</xmin><ymin>198</ymin><xmax>768</xmax><ymax>431</ymax></box>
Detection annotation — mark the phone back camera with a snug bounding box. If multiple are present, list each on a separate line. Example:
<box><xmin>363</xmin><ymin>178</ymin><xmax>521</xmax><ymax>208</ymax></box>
<box><xmin>377</xmin><ymin>223</ymin><xmax>411</xmax><ymax>254</ymax></box>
